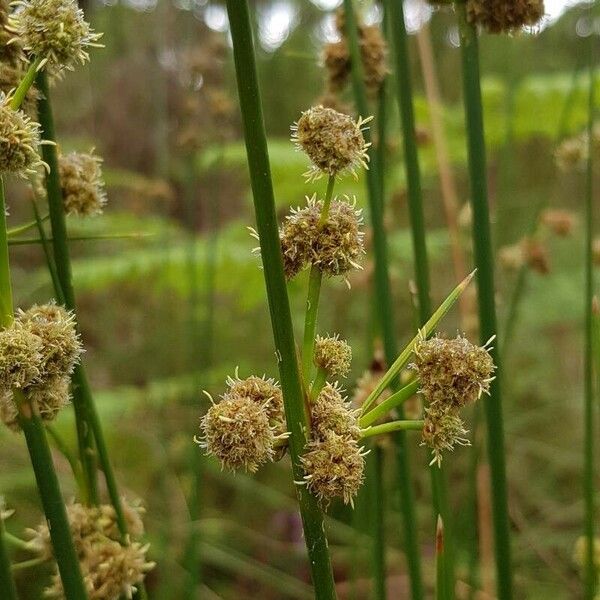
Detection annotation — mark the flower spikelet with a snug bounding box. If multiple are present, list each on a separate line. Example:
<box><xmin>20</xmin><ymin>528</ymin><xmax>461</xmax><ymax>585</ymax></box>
<box><xmin>314</xmin><ymin>334</ymin><xmax>352</xmax><ymax>377</ymax></box>
<box><xmin>279</xmin><ymin>199</ymin><xmax>320</xmax><ymax>279</ymax></box>
<box><xmin>466</xmin><ymin>0</ymin><xmax>545</xmax><ymax>33</ymax></box>
<box><xmin>198</xmin><ymin>395</ymin><xmax>277</xmax><ymax>473</ymax></box>
<box><xmin>421</xmin><ymin>406</ymin><xmax>470</xmax><ymax>467</ymax></box>
<box><xmin>311</xmin><ymin>386</ymin><xmax>360</xmax><ymax>442</ymax></box>
<box><xmin>0</xmin><ymin>93</ymin><xmax>44</xmax><ymax>177</ymax></box>
<box><xmin>8</xmin><ymin>0</ymin><xmax>103</xmax><ymax>75</ymax></box>
<box><xmin>17</xmin><ymin>302</ymin><xmax>83</xmax><ymax>380</ymax></box>
<box><xmin>291</xmin><ymin>106</ymin><xmax>371</xmax><ymax>181</ymax></box>
<box><xmin>413</xmin><ymin>335</ymin><xmax>495</xmax><ymax>410</ymax></box>
<box><xmin>300</xmin><ymin>432</ymin><xmax>365</xmax><ymax>506</ymax></box>
<box><xmin>0</xmin><ymin>321</ymin><xmax>43</xmax><ymax>390</ymax></box>
<box><xmin>59</xmin><ymin>151</ymin><xmax>107</xmax><ymax>216</ymax></box>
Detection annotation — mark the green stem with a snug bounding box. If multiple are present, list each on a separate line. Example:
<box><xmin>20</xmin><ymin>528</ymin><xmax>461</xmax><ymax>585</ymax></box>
<box><xmin>582</xmin><ymin>10</ymin><xmax>597</xmax><ymax>597</ymax></box>
<box><xmin>370</xmin><ymin>446</ymin><xmax>386</xmax><ymax>600</ymax></box>
<box><xmin>456</xmin><ymin>7</ymin><xmax>512</xmax><ymax>599</ymax></box>
<box><xmin>301</xmin><ymin>175</ymin><xmax>335</xmax><ymax>386</ymax></box>
<box><xmin>36</xmin><ymin>70</ymin><xmax>98</xmax><ymax>505</ymax></box>
<box><xmin>310</xmin><ymin>367</ymin><xmax>328</xmax><ymax>402</ymax></box>
<box><xmin>436</xmin><ymin>516</ymin><xmax>446</xmax><ymax>600</ymax></box>
<box><xmin>0</xmin><ymin>182</ymin><xmax>13</xmax><ymax>326</ymax></box>
<box><xmin>7</xmin><ymin>213</ymin><xmax>49</xmax><ymax>237</ymax></box>
<box><xmin>359</xmin><ymin>379</ymin><xmax>419</xmax><ymax>428</ymax></box>
<box><xmin>11</xmin><ymin>556</ymin><xmax>48</xmax><ymax>572</ymax></box>
<box><xmin>3</xmin><ymin>532</ymin><xmax>35</xmax><ymax>552</ymax></box>
<box><xmin>342</xmin><ymin>1</ymin><xmax>422</xmax><ymax>596</ymax></box>
<box><xmin>17</xmin><ymin>395</ymin><xmax>88</xmax><ymax>599</ymax></box>
<box><xmin>9</xmin><ymin>56</ymin><xmax>43</xmax><ymax>111</ymax></box>
<box><xmin>361</xmin><ymin>420</ymin><xmax>424</xmax><ymax>439</ymax></box>
<box><xmin>0</xmin><ymin>508</ymin><xmax>17</xmax><ymax>600</ymax></box>
<box><xmin>225</xmin><ymin>0</ymin><xmax>336</xmax><ymax>596</ymax></box>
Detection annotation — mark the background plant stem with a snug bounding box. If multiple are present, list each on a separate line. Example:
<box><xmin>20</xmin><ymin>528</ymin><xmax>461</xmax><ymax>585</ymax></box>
<box><xmin>456</xmin><ymin>7</ymin><xmax>512</xmax><ymax>599</ymax></box>
<box><xmin>225</xmin><ymin>0</ymin><xmax>336</xmax><ymax>596</ymax></box>
<box><xmin>0</xmin><ymin>507</ymin><xmax>17</xmax><ymax>600</ymax></box>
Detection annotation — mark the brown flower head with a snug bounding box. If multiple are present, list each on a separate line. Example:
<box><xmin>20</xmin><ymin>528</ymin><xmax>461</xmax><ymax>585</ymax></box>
<box><xmin>466</xmin><ymin>0</ymin><xmax>545</xmax><ymax>33</ymax></box>
<box><xmin>59</xmin><ymin>151</ymin><xmax>107</xmax><ymax>216</ymax></box>
<box><xmin>421</xmin><ymin>406</ymin><xmax>470</xmax><ymax>467</ymax></box>
<box><xmin>0</xmin><ymin>321</ymin><xmax>43</xmax><ymax>390</ymax></box>
<box><xmin>540</xmin><ymin>209</ymin><xmax>576</xmax><ymax>237</ymax></box>
<box><xmin>311</xmin><ymin>383</ymin><xmax>360</xmax><ymax>441</ymax></box>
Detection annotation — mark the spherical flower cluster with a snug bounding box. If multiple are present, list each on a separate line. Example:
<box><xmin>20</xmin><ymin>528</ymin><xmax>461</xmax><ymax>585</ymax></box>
<box><xmin>291</xmin><ymin>106</ymin><xmax>372</xmax><ymax>182</ymax></box>
<box><xmin>300</xmin><ymin>383</ymin><xmax>365</xmax><ymax>506</ymax></box>
<box><xmin>412</xmin><ymin>335</ymin><xmax>495</xmax><ymax>465</ymax></box>
<box><xmin>0</xmin><ymin>302</ymin><xmax>82</xmax><ymax>430</ymax></box>
<box><xmin>29</xmin><ymin>501</ymin><xmax>153</xmax><ymax>600</ymax></box>
<box><xmin>0</xmin><ymin>0</ymin><xmax>24</xmax><ymax>65</ymax></box>
<box><xmin>314</xmin><ymin>334</ymin><xmax>352</xmax><ymax>378</ymax></box>
<box><xmin>540</xmin><ymin>209</ymin><xmax>576</xmax><ymax>237</ymax></box>
<box><xmin>0</xmin><ymin>93</ymin><xmax>45</xmax><ymax>177</ymax></box>
<box><xmin>59</xmin><ymin>151</ymin><xmax>107</xmax><ymax>216</ymax></box>
<box><xmin>555</xmin><ymin>125</ymin><xmax>600</xmax><ymax>172</ymax></box>
<box><xmin>8</xmin><ymin>0</ymin><xmax>103</xmax><ymax>75</ymax></box>
<box><xmin>466</xmin><ymin>0</ymin><xmax>545</xmax><ymax>33</ymax></box>
<box><xmin>197</xmin><ymin>375</ymin><xmax>289</xmax><ymax>473</ymax></box>
<box><xmin>280</xmin><ymin>195</ymin><xmax>365</xmax><ymax>280</ymax></box>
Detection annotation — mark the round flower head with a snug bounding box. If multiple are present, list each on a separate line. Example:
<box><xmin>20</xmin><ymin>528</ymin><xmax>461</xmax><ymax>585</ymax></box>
<box><xmin>555</xmin><ymin>134</ymin><xmax>587</xmax><ymax>172</ymax></box>
<box><xmin>300</xmin><ymin>432</ymin><xmax>366</xmax><ymax>507</ymax></box>
<box><xmin>17</xmin><ymin>303</ymin><xmax>82</xmax><ymax>380</ymax></box>
<box><xmin>311</xmin><ymin>387</ymin><xmax>360</xmax><ymax>442</ymax></box>
<box><xmin>279</xmin><ymin>199</ymin><xmax>320</xmax><ymax>279</ymax></box>
<box><xmin>8</xmin><ymin>0</ymin><xmax>103</xmax><ymax>75</ymax></box>
<box><xmin>466</xmin><ymin>0</ymin><xmax>545</xmax><ymax>33</ymax></box>
<box><xmin>59</xmin><ymin>151</ymin><xmax>107</xmax><ymax>217</ymax></box>
<box><xmin>198</xmin><ymin>395</ymin><xmax>278</xmax><ymax>472</ymax></box>
<box><xmin>421</xmin><ymin>407</ymin><xmax>470</xmax><ymax>467</ymax></box>
<box><xmin>291</xmin><ymin>106</ymin><xmax>372</xmax><ymax>182</ymax></box>
<box><xmin>521</xmin><ymin>237</ymin><xmax>550</xmax><ymax>275</ymax></box>
<box><xmin>0</xmin><ymin>93</ymin><xmax>45</xmax><ymax>177</ymax></box>
<box><xmin>0</xmin><ymin>321</ymin><xmax>43</xmax><ymax>390</ymax></box>
<box><xmin>312</xmin><ymin>197</ymin><xmax>365</xmax><ymax>277</ymax></box>
<box><xmin>314</xmin><ymin>334</ymin><xmax>352</xmax><ymax>378</ymax></box>
<box><xmin>498</xmin><ymin>243</ymin><xmax>524</xmax><ymax>272</ymax></box>
<box><xmin>540</xmin><ymin>209</ymin><xmax>576</xmax><ymax>237</ymax></box>
<box><xmin>224</xmin><ymin>373</ymin><xmax>286</xmax><ymax>437</ymax></box>
<box><xmin>323</xmin><ymin>40</ymin><xmax>349</xmax><ymax>93</ymax></box>
<box><xmin>358</xmin><ymin>26</ymin><xmax>388</xmax><ymax>96</ymax></box>
<box><xmin>413</xmin><ymin>334</ymin><xmax>495</xmax><ymax>410</ymax></box>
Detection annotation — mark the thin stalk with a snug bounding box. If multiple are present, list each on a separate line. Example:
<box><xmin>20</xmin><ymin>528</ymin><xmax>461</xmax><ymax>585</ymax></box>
<box><xmin>3</xmin><ymin>532</ymin><xmax>35</xmax><ymax>552</ymax></box>
<box><xmin>360</xmin><ymin>379</ymin><xmax>419</xmax><ymax>428</ymax></box>
<box><xmin>361</xmin><ymin>420</ymin><xmax>424</xmax><ymax>439</ymax></box>
<box><xmin>9</xmin><ymin>56</ymin><xmax>43</xmax><ymax>111</ymax></box>
<box><xmin>582</xmin><ymin>10</ymin><xmax>597</xmax><ymax>597</ymax></box>
<box><xmin>36</xmin><ymin>70</ymin><xmax>98</xmax><ymax>504</ymax></box>
<box><xmin>225</xmin><ymin>0</ymin><xmax>336</xmax><ymax>596</ymax></box>
<box><xmin>7</xmin><ymin>213</ymin><xmax>49</xmax><ymax>237</ymax></box>
<box><xmin>301</xmin><ymin>175</ymin><xmax>335</xmax><ymax>386</ymax></box>
<box><xmin>436</xmin><ymin>516</ymin><xmax>446</xmax><ymax>600</ymax></box>
<box><xmin>0</xmin><ymin>507</ymin><xmax>17</xmax><ymax>600</ymax></box>
<box><xmin>456</xmin><ymin>7</ymin><xmax>512</xmax><ymax>598</ymax></box>
<box><xmin>342</xmin><ymin>1</ymin><xmax>423</xmax><ymax>596</ymax></box>
<box><xmin>11</xmin><ymin>556</ymin><xmax>47</xmax><ymax>572</ymax></box>
<box><xmin>370</xmin><ymin>446</ymin><xmax>386</xmax><ymax>600</ymax></box>
<box><xmin>8</xmin><ymin>232</ymin><xmax>149</xmax><ymax>245</ymax></box>
<box><xmin>310</xmin><ymin>367</ymin><xmax>328</xmax><ymax>401</ymax></box>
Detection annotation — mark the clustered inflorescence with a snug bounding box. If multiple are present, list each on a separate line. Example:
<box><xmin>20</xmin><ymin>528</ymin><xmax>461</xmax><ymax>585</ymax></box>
<box><xmin>8</xmin><ymin>0</ymin><xmax>103</xmax><ymax>75</ymax></box>
<box><xmin>59</xmin><ymin>150</ymin><xmax>107</xmax><ymax>216</ymax></box>
<box><xmin>412</xmin><ymin>335</ymin><xmax>495</xmax><ymax>466</ymax></box>
<box><xmin>466</xmin><ymin>0</ymin><xmax>545</xmax><ymax>33</ymax></box>
<box><xmin>28</xmin><ymin>501</ymin><xmax>154</xmax><ymax>599</ymax></box>
<box><xmin>555</xmin><ymin>124</ymin><xmax>600</xmax><ymax>172</ymax></box>
<box><xmin>322</xmin><ymin>8</ymin><xmax>388</xmax><ymax>99</ymax></box>
<box><xmin>0</xmin><ymin>303</ymin><xmax>83</xmax><ymax>430</ymax></box>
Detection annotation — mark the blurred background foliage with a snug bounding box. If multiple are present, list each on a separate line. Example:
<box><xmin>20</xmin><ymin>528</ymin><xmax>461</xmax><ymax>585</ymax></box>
<box><xmin>0</xmin><ymin>0</ymin><xmax>598</xmax><ymax>598</ymax></box>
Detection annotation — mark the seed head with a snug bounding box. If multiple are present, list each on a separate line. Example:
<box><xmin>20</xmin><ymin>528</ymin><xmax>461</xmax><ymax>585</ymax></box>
<box><xmin>421</xmin><ymin>406</ymin><xmax>470</xmax><ymax>467</ymax></box>
<box><xmin>0</xmin><ymin>93</ymin><xmax>45</xmax><ymax>177</ymax></box>
<box><xmin>311</xmin><ymin>388</ymin><xmax>360</xmax><ymax>442</ymax></box>
<box><xmin>314</xmin><ymin>334</ymin><xmax>352</xmax><ymax>378</ymax></box>
<box><xmin>224</xmin><ymin>373</ymin><xmax>286</xmax><ymax>437</ymax></box>
<box><xmin>521</xmin><ymin>237</ymin><xmax>550</xmax><ymax>275</ymax></box>
<box><xmin>413</xmin><ymin>335</ymin><xmax>495</xmax><ymax>410</ymax></box>
<box><xmin>555</xmin><ymin>135</ymin><xmax>586</xmax><ymax>171</ymax></box>
<box><xmin>198</xmin><ymin>395</ymin><xmax>277</xmax><ymax>472</ymax></box>
<box><xmin>17</xmin><ymin>302</ymin><xmax>83</xmax><ymax>380</ymax></box>
<box><xmin>300</xmin><ymin>432</ymin><xmax>365</xmax><ymax>506</ymax></box>
<box><xmin>291</xmin><ymin>106</ymin><xmax>372</xmax><ymax>181</ymax></box>
<box><xmin>540</xmin><ymin>209</ymin><xmax>576</xmax><ymax>237</ymax></box>
<box><xmin>466</xmin><ymin>0</ymin><xmax>545</xmax><ymax>33</ymax></box>
<box><xmin>8</xmin><ymin>0</ymin><xmax>103</xmax><ymax>75</ymax></box>
<box><xmin>279</xmin><ymin>199</ymin><xmax>320</xmax><ymax>279</ymax></box>
<box><xmin>0</xmin><ymin>321</ymin><xmax>43</xmax><ymax>390</ymax></box>
<box><xmin>322</xmin><ymin>40</ymin><xmax>349</xmax><ymax>93</ymax></box>
<box><xmin>0</xmin><ymin>0</ymin><xmax>24</xmax><ymax>65</ymax></box>
<box><xmin>59</xmin><ymin>151</ymin><xmax>107</xmax><ymax>217</ymax></box>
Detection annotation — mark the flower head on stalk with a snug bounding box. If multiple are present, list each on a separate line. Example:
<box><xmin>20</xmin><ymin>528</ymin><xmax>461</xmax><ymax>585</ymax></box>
<box><xmin>291</xmin><ymin>106</ymin><xmax>372</xmax><ymax>182</ymax></box>
<box><xmin>59</xmin><ymin>151</ymin><xmax>107</xmax><ymax>216</ymax></box>
<box><xmin>466</xmin><ymin>0</ymin><xmax>545</xmax><ymax>33</ymax></box>
<box><xmin>314</xmin><ymin>334</ymin><xmax>352</xmax><ymax>378</ymax></box>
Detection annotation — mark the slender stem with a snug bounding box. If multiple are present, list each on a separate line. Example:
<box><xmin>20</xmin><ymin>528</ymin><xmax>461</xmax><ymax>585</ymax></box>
<box><xmin>301</xmin><ymin>175</ymin><xmax>335</xmax><ymax>386</ymax></box>
<box><xmin>225</xmin><ymin>0</ymin><xmax>336</xmax><ymax>596</ymax></box>
<box><xmin>456</xmin><ymin>7</ymin><xmax>512</xmax><ymax>599</ymax></box>
<box><xmin>11</xmin><ymin>556</ymin><xmax>48</xmax><ymax>572</ymax></box>
<box><xmin>310</xmin><ymin>367</ymin><xmax>327</xmax><ymax>402</ymax></box>
<box><xmin>359</xmin><ymin>379</ymin><xmax>419</xmax><ymax>428</ymax></box>
<box><xmin>582</xmin><ymin>9</ymin><xmax>597</xmax><ymax>597</ymax></box>
<box><xmin>36</xmin><ymin>71</ymin><xmax>98</xmax><ymax>504</ymax></box>
<box><xmin>361</xmin><ymin>420</ymin><xmax>424</xmax><ymax>439</ymax></box>
<box><xmin>9</xmin><ymin>56</ymin><xmax>43</xmax><ymax>111</ymax></box>
<box><xmin>342</xmin><ymin>1</ymin><xmax>423</xmax><ymax>596</ymax></box>
<box><xmin>17</xmin><ymin>394</ymin><xmax>89</xmax><ymax>599</ymax></box>
<box><xmin>3</xmin><ymin>532</ymin><xmax>35</xmax><ymax>552</ymax></box>
<box><xmin>0</xmin><ymin>183</ymin><xmax>13</xmax><ymax>327</ymax></box>
<box><xmin>7</xmin><ymin>213</ymin><xmax>49</xmax><ymax>237</ymax></box>
<box><xmin>370</xmin><ymin>446</ymin><xmax>386</xmax><ymax>600</ymax></box>
<box><xmin>0</xmin><ymin>508</ymin><xmax>17</xmax><ymax>600</ymax></box>
<box><xmin>436</xmin><ymin>516</ymin><xmax>446</xmax><ymax>600</ymax></box>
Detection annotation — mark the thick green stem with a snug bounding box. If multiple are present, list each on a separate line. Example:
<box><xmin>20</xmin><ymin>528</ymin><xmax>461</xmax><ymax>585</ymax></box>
<box><xmin>36</xmin><ymin>71</ymin><xmax>98</xmax><ymax>505</ymax></box>
<box><xmin>360</xmin><ymin>379</ymin><xmax>419</xmax><ymax>428</ymax></box>
<box><xmin>456</xmin><ymin>7</ymin><xmax>512</xmax><ymax>599</ymax></box>
<box><xmin>582</xmin><ymin>11</ymin><xmax>597</xmax><ymax>597</ymax></box>
<box><xmin>301</xmin><ymin>175</ymin><xmax>335</xmax><ymax>386</ymax></box>
<box><xmin>0</xmin><ymin>508</ymin><xmax>17</xmax><ymax>600</ymax></box>
<box><xmin>361</xmin><ymin>420</ymin><xmax>424</xmax><ymax>439</ymax></box>
<box><xmin>225</xmin><ymin>0</ymin><xmax>336</xmax><ymax>596</ymax></box>
<box><xmin>342</xmin><ymin>1</ymin><xmax>423</xmax><ymax>596</ymax></box>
